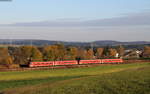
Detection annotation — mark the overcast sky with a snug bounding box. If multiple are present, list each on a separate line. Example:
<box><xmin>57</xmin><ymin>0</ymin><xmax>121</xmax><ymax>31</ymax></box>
<box><xmin>0</xmin><ymin>0</ymin><xmax>150</xmax><ymax>42</ymax></box>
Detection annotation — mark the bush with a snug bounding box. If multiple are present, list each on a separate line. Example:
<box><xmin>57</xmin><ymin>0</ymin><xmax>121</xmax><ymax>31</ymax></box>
<box><xmin>8</xmin><ymin>64</ymin><xmax>20</xmax><ymax>68</ymax></box>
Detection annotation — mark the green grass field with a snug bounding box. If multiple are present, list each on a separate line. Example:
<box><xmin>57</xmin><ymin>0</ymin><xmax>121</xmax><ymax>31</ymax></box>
<box><xmin>0</xmin><ymin>63</ymin><xmax>150</xmax><ymax>94</ymax></box>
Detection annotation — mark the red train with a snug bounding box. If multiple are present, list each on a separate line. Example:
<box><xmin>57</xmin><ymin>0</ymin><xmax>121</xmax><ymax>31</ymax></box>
<box><xmin>29</xmin><ymin>59</ymin><xmax>123</xmax><ymax>67</ymax></box>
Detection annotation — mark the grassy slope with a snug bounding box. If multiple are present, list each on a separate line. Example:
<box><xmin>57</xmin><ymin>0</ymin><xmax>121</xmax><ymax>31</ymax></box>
<box><xmin>0</xmin><ymin>63</ymin><xmax>150</xmax><ymax>94</ymax></box>
<box><xmin>39</xmin><ymin>67</ymin><xmax>150</xmax><ymax>94</ymax></box>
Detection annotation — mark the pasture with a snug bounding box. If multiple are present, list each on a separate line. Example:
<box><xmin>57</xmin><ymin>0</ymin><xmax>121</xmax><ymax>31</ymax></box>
<box><xmin>0</xmin><ymin>63</ymin><xmax>150</xmax><ymax>94</ymax></box>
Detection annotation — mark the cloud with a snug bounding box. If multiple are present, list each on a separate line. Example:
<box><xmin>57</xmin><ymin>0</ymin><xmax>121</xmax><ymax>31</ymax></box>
<box><xmin>0</xmin><ymin>26</ymin><xmax>150</xmax><ymax>42</ymax></box>
<box><xmin>0</xmin><ymin>11</ymin><xmax>150</xmax><ymax>42</ymax></box>
<box><xmin>1</xmin><ymin>11</ymin><xmax>150</xmax><ymax>27</ymax></box>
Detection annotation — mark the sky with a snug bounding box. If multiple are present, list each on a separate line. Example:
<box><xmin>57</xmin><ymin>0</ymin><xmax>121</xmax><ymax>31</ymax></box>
<box><xmin>0</xmin><ymin>0</ymin><xmax>150</xmax><ymax>42</ymax></box>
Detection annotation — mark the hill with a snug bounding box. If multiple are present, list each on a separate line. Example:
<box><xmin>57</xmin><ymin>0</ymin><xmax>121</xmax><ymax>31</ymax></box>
<box><xmin>0</xmin><ymin>39</ymin><xmax>150</xmax><ymax>48</ymax></box>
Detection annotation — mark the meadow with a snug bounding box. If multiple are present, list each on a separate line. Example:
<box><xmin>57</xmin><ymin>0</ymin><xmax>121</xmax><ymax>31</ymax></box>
<box><xmin>0</xmin><ymin>63</ymin><xmax>150</xmax><ymax>94</ymax></box>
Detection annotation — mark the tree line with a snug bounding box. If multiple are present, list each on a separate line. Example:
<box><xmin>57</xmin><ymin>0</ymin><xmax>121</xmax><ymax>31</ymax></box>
<box><xmin>0</xmin><ymin>44</ymin><xmax>150</xmax><ymax>67</ymax></box>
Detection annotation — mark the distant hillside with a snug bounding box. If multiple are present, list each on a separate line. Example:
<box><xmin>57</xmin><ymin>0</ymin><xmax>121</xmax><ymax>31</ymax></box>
<box><xmin>0</xmin><ymin>39</ymin><xmax>150</xmax><ymax>48</ymax></box>
<box><xmin>93</xmin><ymin>40</ymin><xmax>150</xmax><ymax>46</ymax></box>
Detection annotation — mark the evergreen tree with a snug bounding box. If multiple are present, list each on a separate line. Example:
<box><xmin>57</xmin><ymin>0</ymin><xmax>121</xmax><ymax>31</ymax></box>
<box><xmin>102</xmin><ymin>46</ymin><xmax>110</xmax><ymax>58</ymax></box>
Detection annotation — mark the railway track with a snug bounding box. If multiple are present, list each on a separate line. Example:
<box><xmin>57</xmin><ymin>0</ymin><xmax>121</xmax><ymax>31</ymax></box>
<box><xmin>0</xmin><ymin>60</ymin><xmax>150</xmax><ymax>72</ymax></box>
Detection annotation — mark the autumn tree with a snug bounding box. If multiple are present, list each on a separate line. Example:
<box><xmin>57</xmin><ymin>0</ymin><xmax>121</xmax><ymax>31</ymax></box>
<box><xmin>142</xmin><ymin>46</ymin><xmax>150</xmax><ymax>58</ymax></box>
<box><xmin>117</xmin><ymin>45</ymin><xmax>125</xmax><ymax>58</ymax></box>
<box><xmin>0</xmin><ymin>47</ymin><xmax>13</xmax><ymax>67</ymax></box>
<box><xmin>8</xmin><ymin>47</ymin><xmax>22</xmax><ymax>64</ymax></box>
<box><xmin>56</xmin><ymin>44</ymin><xmax>66</xmax><ymax>60</ymax></box>
<box><xmin>19</xmin><ymin>46</ymin><xmax>32</xmax><ymax>65</ymax></box>
<box><xmin>84</xmin><ymin>49</ymin><xmax>94</xmax><ymax>59</ymax></box>
<box><xmin>96</xmin><ymin>48</ymin><xmax>104</xmax><ymax>59</ymax></box>
<box><xmin>66</xmin><ymin>47</ymin><xmax>78</xmax><ymax>60</ymax></box>
<box><xmin>19</xmin><ymin>46</ymin><xmax>43</xmax><ymax>65</ymax></box>
<box><xmin>31</xmin><ymin>46</ymin><xmax>43</xmax><ymax>62</ymax></box>
<box><xmin>108</xmin><ymin>48</ymin><xmax>117</xmax><ymax>58</ymax></box>
<box><xmin>77</xmin><ymin>48</ymin><xmax>87</xmax><ymax>60</ymax></box>
<box><xmin>43</xmin><ymin>45</ymin><xmax>56</xmax><ymax>61</ymax></box>
<box><xmin>42</xmin><ymin>44</ymin><xmax>66</xmax><ymax>61</ymax></box>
